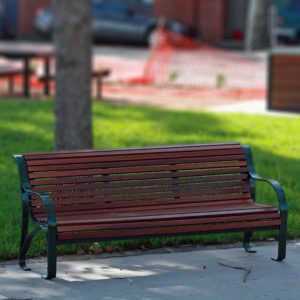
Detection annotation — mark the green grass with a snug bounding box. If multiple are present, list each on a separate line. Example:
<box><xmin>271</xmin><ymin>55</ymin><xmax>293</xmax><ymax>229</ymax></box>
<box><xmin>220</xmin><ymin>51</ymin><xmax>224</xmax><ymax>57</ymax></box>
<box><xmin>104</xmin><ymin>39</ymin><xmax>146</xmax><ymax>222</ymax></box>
<box><xmin>0</xmin><ymin>99</ymin><xmax>300</xmax><ymax>259</ymax></box>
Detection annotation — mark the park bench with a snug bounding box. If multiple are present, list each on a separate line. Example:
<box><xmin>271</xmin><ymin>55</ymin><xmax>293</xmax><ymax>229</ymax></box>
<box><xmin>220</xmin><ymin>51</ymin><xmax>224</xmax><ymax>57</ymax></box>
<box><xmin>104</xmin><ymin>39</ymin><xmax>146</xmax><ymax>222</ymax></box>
<box><xmin>14</xmin><ymin>142</ymin><xmax>288</xmax><ymax>280</ymax></box>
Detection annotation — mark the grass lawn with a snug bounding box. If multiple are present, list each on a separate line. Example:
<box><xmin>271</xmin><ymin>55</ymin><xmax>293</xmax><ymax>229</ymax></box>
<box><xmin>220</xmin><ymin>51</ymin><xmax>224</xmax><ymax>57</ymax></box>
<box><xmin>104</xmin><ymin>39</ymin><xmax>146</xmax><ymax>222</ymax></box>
<box><xmin>0</xmin><ymin>99</ymin><xmax>299</xmax><ymax>260</ymax></box>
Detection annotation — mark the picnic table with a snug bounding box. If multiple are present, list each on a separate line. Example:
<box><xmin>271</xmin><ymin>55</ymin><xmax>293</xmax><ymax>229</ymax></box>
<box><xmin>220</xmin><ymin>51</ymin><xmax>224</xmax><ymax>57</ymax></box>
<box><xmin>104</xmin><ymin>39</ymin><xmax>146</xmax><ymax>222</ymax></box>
<box><xmin>0</xmin><ymin>44</ymin><xmax>53</xmax><ymax>98</ymax></box>
<box><xmin>38</xmin><ymin>68</ymin><xmax>111</xmax><ymax>100</ymax></box>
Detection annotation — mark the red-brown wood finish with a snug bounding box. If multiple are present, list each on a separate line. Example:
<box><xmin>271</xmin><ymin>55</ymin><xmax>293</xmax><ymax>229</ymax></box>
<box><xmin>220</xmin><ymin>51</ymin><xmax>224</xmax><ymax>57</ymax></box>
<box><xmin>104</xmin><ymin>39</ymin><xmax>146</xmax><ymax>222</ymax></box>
<box><xmin>23</xmin><ymin>143</ymin><xmax>281</xmax><ymax>241</ymax></box>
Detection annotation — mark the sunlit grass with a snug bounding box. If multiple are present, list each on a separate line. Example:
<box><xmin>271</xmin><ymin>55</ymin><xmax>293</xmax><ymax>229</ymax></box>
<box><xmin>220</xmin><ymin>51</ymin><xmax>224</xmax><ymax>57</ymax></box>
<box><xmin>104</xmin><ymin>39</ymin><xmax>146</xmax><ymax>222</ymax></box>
<box><xmin>0</xmin><ymin>99</ymin><xmax>299</xmax><ymax>259</ymax></box>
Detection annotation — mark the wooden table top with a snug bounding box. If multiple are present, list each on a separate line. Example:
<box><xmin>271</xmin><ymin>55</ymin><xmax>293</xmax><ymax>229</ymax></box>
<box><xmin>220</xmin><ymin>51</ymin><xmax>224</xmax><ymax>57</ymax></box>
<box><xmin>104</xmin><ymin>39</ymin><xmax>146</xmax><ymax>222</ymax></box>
<box><xmin>0</xmin><ymin>44</ymin><xmax>53</xmax><ymax>59</ymax></box>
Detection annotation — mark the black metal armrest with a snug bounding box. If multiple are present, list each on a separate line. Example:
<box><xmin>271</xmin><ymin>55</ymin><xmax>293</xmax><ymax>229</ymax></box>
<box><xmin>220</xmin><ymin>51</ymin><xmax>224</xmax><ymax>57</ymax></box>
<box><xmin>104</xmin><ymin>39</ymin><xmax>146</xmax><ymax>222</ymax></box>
<box><xmin>249</xmin><ymin>172</ymin><xmax>288</xmax><ymax>213</ymax></box>
<box><xmin>243</xmin><ymin>145</ymin><xmax>288</xmax><ymax>213</ymax></box>
<box><xmin>22</xmin><ymin>185</ymin><xmax>57</xmax><ymax>227</ymax></box>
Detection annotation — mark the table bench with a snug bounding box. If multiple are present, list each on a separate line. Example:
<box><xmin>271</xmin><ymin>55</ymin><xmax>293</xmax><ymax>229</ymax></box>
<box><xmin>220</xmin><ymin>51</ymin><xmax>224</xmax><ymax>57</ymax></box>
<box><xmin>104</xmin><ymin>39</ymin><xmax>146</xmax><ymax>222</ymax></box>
<box><xmin>14</xmin><ymin>143</ymin><xmax>288</xmax><ymax>280</ymax></box>
<box><xmin>0</xmin><ymin>63</ymin><xmax>24</xmax><ymax>95</ymax></box>
<box><xmin>38</xmin><ymin>68</ymin><xmax>111</xmax><ymax>99</ymax></box>
<box><xmin>0</xmin><ymin>44</ymin><xmax>53</xmax><ymax>98</ymax></box>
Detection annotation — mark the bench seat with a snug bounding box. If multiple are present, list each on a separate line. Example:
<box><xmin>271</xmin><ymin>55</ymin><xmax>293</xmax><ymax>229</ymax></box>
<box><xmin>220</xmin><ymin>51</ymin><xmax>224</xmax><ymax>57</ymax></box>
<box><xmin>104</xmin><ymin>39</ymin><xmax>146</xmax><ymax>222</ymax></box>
<box><xmin>14</xmin><ymin>142</ymin><xmax>287</xmax><ymax>279</ymax></box>
<box><xmin>55</xmin><ymin>202</ymin><xmax>280</xmax><ymax>241</ymax></box>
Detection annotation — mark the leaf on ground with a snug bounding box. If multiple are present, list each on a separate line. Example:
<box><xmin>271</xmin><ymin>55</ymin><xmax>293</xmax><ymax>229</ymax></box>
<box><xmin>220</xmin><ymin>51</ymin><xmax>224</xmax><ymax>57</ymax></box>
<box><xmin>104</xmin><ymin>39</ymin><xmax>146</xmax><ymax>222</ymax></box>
<box><xmin>76</xmin><ymin>249</ymin><xmax>85</xmax><ymax>255</ymax></box>
<box><xmin>105</xmin><ymin>245</ymin><xmax>114</xmax><ymax>253</ymax></box>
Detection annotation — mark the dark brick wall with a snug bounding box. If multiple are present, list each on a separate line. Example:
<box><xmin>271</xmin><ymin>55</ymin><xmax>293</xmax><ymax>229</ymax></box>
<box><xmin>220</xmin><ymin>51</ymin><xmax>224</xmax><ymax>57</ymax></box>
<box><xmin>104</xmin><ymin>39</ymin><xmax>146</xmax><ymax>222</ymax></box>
<box><xmin>17</xmin><ymin>0</ymin><xmax>51</xmax><ymax>38</ymax></box>
<box><xmin>154</xmin><ymin>0</ymin><xmax>225</xmax><ymax>43</ymax></box>
<box><xmin>198</xmin><ymin>0</ymin><xmax>225</xmax><ymax>42</ymax></box>
<box><xmin>154</xmin><ymin>0</ymin><xmax>198</xmax><ymax>26</ymax></box>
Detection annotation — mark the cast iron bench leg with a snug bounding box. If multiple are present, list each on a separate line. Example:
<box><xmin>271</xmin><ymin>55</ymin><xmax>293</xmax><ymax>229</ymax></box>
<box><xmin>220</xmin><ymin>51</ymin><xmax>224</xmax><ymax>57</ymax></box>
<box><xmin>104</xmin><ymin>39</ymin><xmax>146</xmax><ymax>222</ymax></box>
<box><xmin>243</xmin><ymin>231</ymin><xmax>257</xmax><ymax>253</ymax></box>
<box><xmin>42</xmin><ymin>226</ymin><xmax>57</xmax><ymax>280</ymax></box>
<box><xmin>272</xmin><ymin>211</ymin><xmax>287</xmax><ymax>262</ymax></box>
<box><xmin>19</xmin><ymin>199</ymin><xmax>29</xmax><ymax>264</ymax></box>
<box><xmin>19</xmin><ymin>226</ymin><xmax>42</xmax><ymax>271</ymax></box>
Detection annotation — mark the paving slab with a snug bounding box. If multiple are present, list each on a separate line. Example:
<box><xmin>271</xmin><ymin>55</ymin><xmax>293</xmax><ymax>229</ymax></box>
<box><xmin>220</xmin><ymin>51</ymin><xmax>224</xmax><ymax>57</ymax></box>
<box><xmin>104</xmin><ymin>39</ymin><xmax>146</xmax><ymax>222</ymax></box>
<box><xmin>0</xmin><ymin>242</ymin><xmax>300</xmax><ymax>300</ymax></box>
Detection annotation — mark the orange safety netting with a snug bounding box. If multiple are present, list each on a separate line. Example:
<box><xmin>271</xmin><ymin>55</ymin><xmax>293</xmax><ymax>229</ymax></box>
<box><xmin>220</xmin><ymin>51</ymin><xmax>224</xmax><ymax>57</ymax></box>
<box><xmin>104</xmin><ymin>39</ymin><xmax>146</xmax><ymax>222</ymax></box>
<box><xmin>128</xmin><ymin>28</ymin><xmax>266</xmax><ymax>91</ymax></box>
<box><xmin>0</xmin><ymin>29</ymin><xmax>266</xmax><ymax>100</ymax></box>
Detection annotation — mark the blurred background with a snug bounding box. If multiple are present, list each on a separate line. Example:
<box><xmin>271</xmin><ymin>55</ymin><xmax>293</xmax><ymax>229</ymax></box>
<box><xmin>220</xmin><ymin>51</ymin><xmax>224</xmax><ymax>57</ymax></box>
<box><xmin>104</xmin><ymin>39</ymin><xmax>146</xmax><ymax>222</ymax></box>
<box><xmin>0</xmin><ymin>0</ymin><xmax>299</xmax><ymax>112</ymax></box>
<box><xmin>0</xmin><ymin>0</ymin><xmax>299</xmax><ymax>46</ymax></box>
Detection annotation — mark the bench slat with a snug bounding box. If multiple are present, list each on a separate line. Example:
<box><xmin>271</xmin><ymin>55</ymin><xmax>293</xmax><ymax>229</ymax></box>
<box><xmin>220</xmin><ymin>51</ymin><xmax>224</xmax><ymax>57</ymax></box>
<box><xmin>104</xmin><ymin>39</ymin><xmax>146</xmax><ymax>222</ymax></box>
<box><xmin>54</xmin><ymin>204</ymin><xmax>277</xmax><ymax>222</ymax></box>
<box><xmin>27</xmin><ymin>149</ymin><xmax>245</xmax><ymax>168</ymax></box>
<box><xmin>31</xmin><ymin>182</ymin><xmax>249</xmax><ymax>201</ymax></box>
<box><xmin>55</xmin><ymin>206</ymin><xmax>278</xmax><ymax>225</ymax></box>
<box><xmin>24</xmin><ymin>143</ymin><xmax>241</xmax><ymax>160</ymax></box>
<box><xmin>27</xmin><ymin>154</ymin><xmax>246</xmax><ymax>172</ymax></box>
<box><xmin>33</xmin><ymin>198</ymin><xmax>254</xmax><ymax>218</ymax></box>
<box><xmin>58</xmin><ymin>219</ymin><xmax>281</xmax><ymax>241</ymax></box>
<box><xmin>33</xmin><ymin>180</ymin><xmax>249</xmax><ymax>199</ymax></box>
<box><xmin>32</xmin><ymin>174</ymin><xmax>248</xmax><ymax>193</ymax></box>
<box><xmin>36</xmin><ymin>203</ymin><xmax>275</xmax><ymax>225</ymax></box>
<box><xmin>57</xmin><ymin>212</ymin><xmax>280</xmax><ymax>233</ymax></box>
<box><xmin>28</xmin><ymin>168</ymin><xmax>249</xmax><ymax>198</ymax></box>
<box><xmin>32</xmin><ymin>193</ymin><xmax>251</xmax><ymax>208</ymax></box>
<box><xmin>30</xmin><ymin>173</ymin><xmax>248</xmax><ymax>188</ymax></box>
<box><xmin>32</xmin><ymin>196</ymin><xmax>252</xmax><ymax>221</ymax></box>
<box><xmin>28</xmin><ymin>161</ymin><xmax>247</xmax><ymax>179</ymax></box>
<box><xmin>30</xmin><ymin>171</ymin><xmax>249</xmax><ymax>192</ymax></box>
<box><xmin>32</xmin><ymin>188</ymin><xmax>250</xmax><ymax>207</ymax></box>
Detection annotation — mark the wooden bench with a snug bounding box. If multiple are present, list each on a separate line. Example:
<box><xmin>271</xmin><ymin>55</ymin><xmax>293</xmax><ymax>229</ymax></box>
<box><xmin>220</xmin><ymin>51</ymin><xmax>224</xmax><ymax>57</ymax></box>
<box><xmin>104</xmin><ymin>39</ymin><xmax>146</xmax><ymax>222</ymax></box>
<box><xmin>14</xmin><ymin>143</ymin><xmax>288</xmax><ymax>280</ymax></box>
<box><xmin>38</xmin><ymin>68</ymin><xmax>111</xmax><ymax>99</ymax></box>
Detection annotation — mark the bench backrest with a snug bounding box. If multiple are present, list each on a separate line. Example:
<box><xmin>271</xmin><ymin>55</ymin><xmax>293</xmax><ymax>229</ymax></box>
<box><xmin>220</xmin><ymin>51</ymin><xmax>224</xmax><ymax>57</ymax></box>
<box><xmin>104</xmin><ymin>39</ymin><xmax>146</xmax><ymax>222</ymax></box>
<box><xmin>18</xmin><ymin>143</ymin><xmax>251</xmax><ymax>219</ymax></box>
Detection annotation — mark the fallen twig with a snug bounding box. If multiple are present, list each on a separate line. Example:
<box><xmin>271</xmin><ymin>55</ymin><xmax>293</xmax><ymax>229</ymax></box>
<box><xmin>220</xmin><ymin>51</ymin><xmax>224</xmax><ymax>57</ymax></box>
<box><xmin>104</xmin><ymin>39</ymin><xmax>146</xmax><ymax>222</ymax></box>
<box><xmin>218</xmin><ymin>262</ymin><xmax>252</xmax><ymax>283</ymax></box>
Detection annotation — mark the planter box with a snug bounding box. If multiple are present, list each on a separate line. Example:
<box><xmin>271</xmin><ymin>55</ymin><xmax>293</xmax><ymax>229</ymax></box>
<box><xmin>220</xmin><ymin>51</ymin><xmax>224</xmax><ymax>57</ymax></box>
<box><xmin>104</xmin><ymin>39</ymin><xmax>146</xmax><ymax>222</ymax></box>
<box><xmin>268</xmin><ymin>49</ymin><xmax>300</xmax><ymax>112</ymax></box>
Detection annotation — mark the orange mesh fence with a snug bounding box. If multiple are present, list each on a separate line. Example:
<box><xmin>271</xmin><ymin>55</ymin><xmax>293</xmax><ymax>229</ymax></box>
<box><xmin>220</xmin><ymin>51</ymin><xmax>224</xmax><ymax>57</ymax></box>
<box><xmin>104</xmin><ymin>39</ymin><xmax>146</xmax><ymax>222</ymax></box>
<box><xmin>129</xmin><ymin>28</ymin><xmax>266</xmax><ymax>90</ymax></box>
<box><xmin>0</xmin><ymin>29</ymin><xmax>266</xmax><ymax>100</ymax></box>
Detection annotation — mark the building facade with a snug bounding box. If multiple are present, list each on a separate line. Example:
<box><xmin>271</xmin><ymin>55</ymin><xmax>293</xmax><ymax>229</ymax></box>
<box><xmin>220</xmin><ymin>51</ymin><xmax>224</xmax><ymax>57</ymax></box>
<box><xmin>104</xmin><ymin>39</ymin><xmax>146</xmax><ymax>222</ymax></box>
<box><xmin>154</xmin><ymin>0</ymin><xmax>249</xmax><ymax>44</ymax></box>
<box><xmin>18</xmin><ymin>0</ymin><xmax>50</xmax><ymax>37</ymax></box>
<box><xmin>1</xmin><ymin>0</ymin><xmax>249</xmax><ymax>42</ymax></box>
<box><xmin>0</xmin><ymin>0</ymin><xmax>50</xmax><ymax>38</ymax></box>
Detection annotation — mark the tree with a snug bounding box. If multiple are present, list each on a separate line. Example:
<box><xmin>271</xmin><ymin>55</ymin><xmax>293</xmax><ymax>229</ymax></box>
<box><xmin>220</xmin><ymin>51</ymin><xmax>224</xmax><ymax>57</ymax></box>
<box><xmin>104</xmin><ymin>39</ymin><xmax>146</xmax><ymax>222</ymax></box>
<box><xmin>53</xmin><ymin>0</ymin><xmax>93</xmax><ymax>150</ymax></box>
<box><xmin>245</xmin><ymin>0</ymin><xmax>271</xmax><ymax>51</ymax></box>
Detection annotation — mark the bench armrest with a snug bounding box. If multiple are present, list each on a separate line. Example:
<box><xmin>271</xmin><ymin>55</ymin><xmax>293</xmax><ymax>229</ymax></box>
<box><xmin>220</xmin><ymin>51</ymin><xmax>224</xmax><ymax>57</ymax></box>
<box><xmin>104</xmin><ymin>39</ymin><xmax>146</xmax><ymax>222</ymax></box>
<box><xmin>22</xmin><ymin>185</ymin><xmax>57</xmax><ymax>227</ymax></box>
<box><xmin>248</xmin><ymin>173</ymin><xmax>288</xmax><ymax>213</ymax></box>
<box><xmin>243</xmin><ymin>145</ymin><xmax>288</xmax><ymax>213</ymax></box>
<box><xmin>14</xmin><ymin>154</ymin><xmax>56</xmax><ymax>227</ymax></box>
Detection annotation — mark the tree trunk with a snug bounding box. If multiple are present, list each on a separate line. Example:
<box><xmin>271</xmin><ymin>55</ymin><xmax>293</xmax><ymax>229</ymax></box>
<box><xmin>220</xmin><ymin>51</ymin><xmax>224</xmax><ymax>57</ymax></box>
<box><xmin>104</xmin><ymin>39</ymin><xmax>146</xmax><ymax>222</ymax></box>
<box><xmin>53</xmin><ymin>0</ymin><xmax>93</xmax><ymax>150</ymax></box>
<box><xmin>245</xmin><ymin>0</ymin><xmax>271</xmax><ymax>51</ymax></box>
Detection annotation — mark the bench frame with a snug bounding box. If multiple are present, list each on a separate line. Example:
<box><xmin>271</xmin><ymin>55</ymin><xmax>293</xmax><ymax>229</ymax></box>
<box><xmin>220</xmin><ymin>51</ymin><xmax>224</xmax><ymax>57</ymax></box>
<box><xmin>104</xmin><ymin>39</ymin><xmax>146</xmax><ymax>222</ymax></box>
<box><xmin>14</xmin><ymin>144</ymin><xmax>288</xmax><ymax>280</ymax></box>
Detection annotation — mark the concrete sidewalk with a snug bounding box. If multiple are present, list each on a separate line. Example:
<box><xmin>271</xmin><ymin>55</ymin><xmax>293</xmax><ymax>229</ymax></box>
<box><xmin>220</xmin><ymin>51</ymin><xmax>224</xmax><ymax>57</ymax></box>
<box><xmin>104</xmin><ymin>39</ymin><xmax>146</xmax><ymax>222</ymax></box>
<box><xmin>208</xmin><ymin>100</ymin><xmax>299</xmax><ymax>116</ymax></box>
<box><xmin>0</xmin><ymin>241</ymin><xmax>300</xmax><ymax>300</ymax></box>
